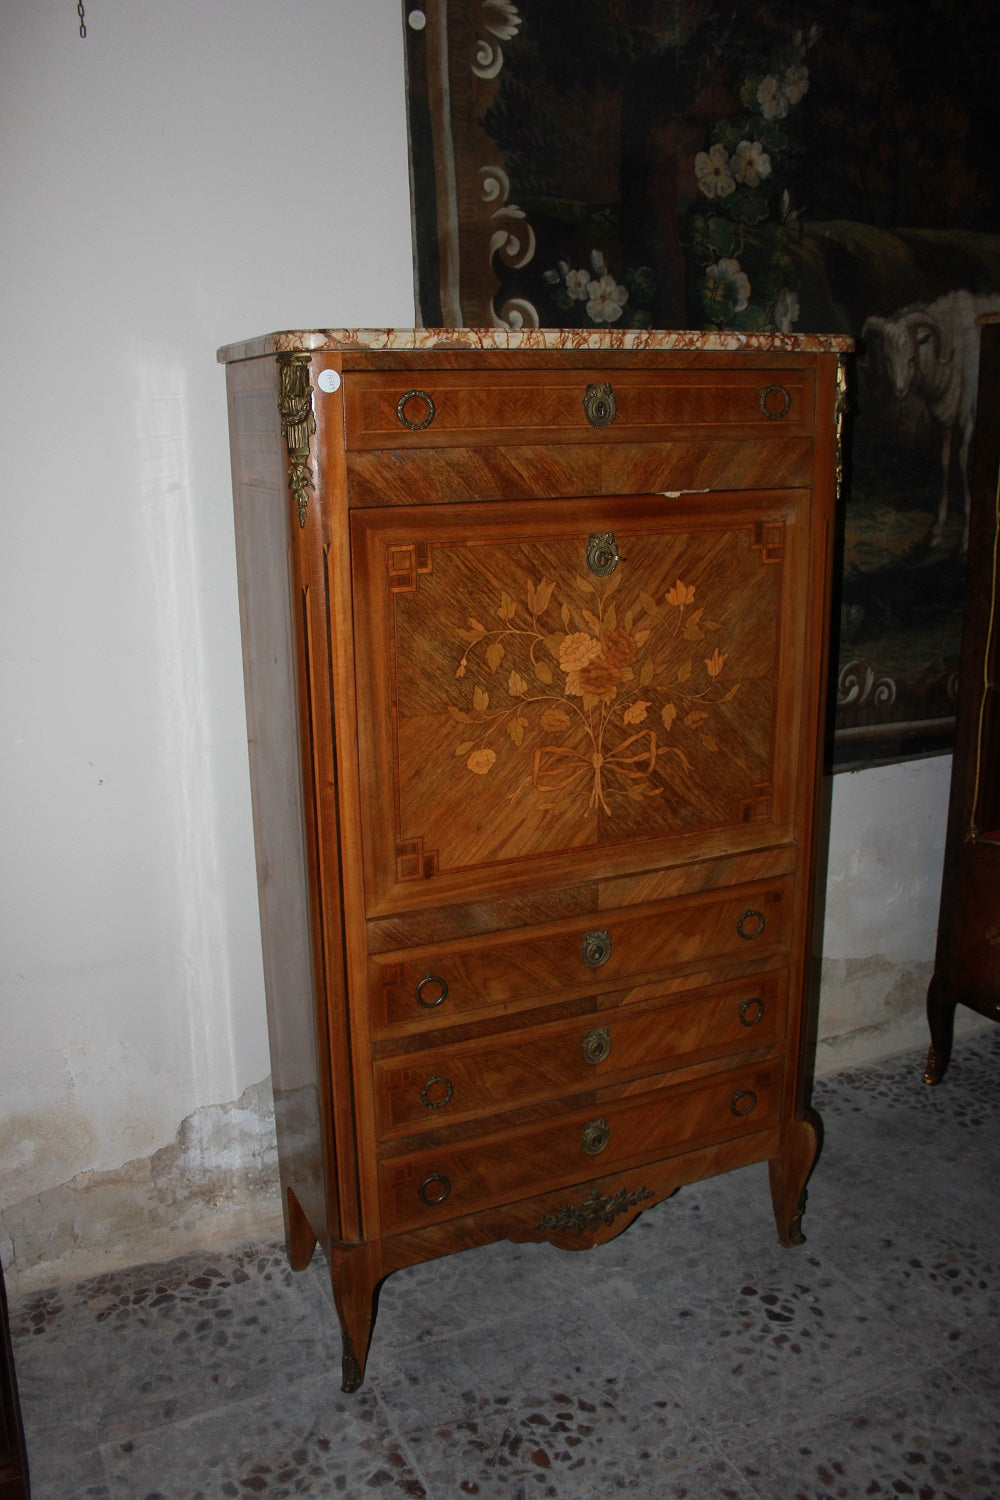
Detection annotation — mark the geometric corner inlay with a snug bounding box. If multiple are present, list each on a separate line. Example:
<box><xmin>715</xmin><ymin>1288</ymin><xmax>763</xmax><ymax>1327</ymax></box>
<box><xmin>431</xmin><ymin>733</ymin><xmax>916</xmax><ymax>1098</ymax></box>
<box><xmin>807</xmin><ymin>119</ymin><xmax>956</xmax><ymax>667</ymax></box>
<box><xmin>395</xmin><ymin>836</ymin><xmax>440</xmax><ymax>882</ymax></box>
<box><xmin>751</xmin><ymin>521</ymin><xmax>785</xmax><ymax>563</ymax></box>
<box><xmin>740</xmin><ymin>783</ymin><xmax>773</xmax><ymax>822</ymax></box>
<box><xmin>387</xmin><ymin>542</ymin><xmax>434</xmax><ymax>592</ymax></box>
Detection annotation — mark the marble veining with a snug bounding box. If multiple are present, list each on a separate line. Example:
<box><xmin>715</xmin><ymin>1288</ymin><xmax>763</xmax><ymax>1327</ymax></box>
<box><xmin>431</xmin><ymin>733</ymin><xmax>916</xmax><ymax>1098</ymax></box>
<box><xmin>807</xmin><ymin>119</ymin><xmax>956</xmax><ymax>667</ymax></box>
<box><xmin>217</xmin><ymin>325</ymin><xmax>853</xmax><ymax>363</ymax></box>
<box><xmin>9</xmin><ymin>1031</ymin><xmax>999</xmax><ymax>1500</ymax></box>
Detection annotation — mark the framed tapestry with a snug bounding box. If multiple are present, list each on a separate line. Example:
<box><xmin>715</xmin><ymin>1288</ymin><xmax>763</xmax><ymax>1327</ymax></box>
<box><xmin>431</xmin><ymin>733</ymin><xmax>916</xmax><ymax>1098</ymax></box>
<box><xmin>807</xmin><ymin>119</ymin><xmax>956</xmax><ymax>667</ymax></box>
<box><xmin>402</xmin><ymin>0</ymin><xmax>1000</xmax><ymax>768</ymax></box>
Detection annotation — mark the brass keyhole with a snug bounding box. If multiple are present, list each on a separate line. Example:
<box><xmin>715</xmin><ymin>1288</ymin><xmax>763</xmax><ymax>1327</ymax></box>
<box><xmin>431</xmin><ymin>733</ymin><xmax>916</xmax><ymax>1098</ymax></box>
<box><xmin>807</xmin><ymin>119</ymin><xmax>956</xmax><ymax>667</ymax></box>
<box><xmin>581</xmin><ymin>1118</ymin><xmax>611</xmax><ymax>1155</ymax></box>
<box><xmin>583</xmin><ymin>382</ymin><xmax>617</xmax><ymax>429</ymax></box>
<box><xmin>582</xmin><ymin>1027</ymin><xmax>612</xmax><ymax>1066</ymax></box>
<box><xmin>582</xmin><ymin>929</ymin><xmax>612</xmax><ymax>969</ymax></box>
<box><xmin>586</xmin><ymin>532</ymin><xmax>621</xmax><ymax>577</ymax></box>
<box><xmin>730</xmin><ymin>1089</ymin><xmax>758</xmax><ymax>1118</ymax></box>
<box><xmin>739</xmin><ymin>997</ymin><xmax>765</xmax><ymax>1027</ymax></box>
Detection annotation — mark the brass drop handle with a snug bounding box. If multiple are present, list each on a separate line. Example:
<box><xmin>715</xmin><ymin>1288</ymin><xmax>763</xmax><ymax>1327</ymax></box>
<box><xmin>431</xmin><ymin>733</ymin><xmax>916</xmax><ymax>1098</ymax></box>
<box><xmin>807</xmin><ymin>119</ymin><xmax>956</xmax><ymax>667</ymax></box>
<box><xmin>396</xmin><ymin>389</ymin><xmax>436</xmax><ymax>430</ymax></box>
<box><xmin>420</xmin><ymin>1075</ymin><xmax>454</xmax><ymax>1110</ymax></box>
<box><xmin>418</xmin><ymin>1173</ymin><xmax>451</xmax><ymax>1206</ymax></box>
<box><xmin>730</xmin><ymin>1089</ymin><xmax>758</xmax><ymax>1118</ymax></box>
<box><xmin>759</xmin><ymin>383</ymin><xmax>791</xmax><ymax>420</ymax></box>
<box><xmin>739</xmin><ymin>997</ymin><xmax>765</xmax><ymax>1027</ymax></box>
<box><xmin>581</xmin><ymin>1118</ymin><xmax>611</xmax><ymax>1155</ymax></box>
<box><xmin>582</xmin><ymin>1026</ymin><xmax>612</xmax><ymax>1066</ymax></box>
<box><xmin>415</xmin><ymin>974</ymin><xmax>449</xmax><ymax>1008</ymax></box>
<box><xmin>737</xmin><ymin>908</ymin><xmax>766</xmax><ymax>941</ymax></box>
<box><xmin>582</xmin><ymin>928</ymin><xmax>611</xmax><ymax>969</ymax></box>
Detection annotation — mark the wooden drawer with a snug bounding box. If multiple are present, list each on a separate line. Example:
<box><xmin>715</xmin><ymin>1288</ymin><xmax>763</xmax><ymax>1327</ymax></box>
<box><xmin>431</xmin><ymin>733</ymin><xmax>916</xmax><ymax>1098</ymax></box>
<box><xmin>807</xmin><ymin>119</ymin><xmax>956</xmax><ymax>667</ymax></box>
<box><xmin>373</xmin><ymin>969</ymin><xmax>786</xmax><ymax>1139</ymax></box>
<box><xmin>344</xmin><ymin>368</ymin><xmax>816</xmax><ymax>451</ymax></box>
<box><xmin>378</xmin><ymin>1057</ymin><xmax>782</xmax><ymax>1234</ymax></box>
<box><xmin>371</xmin><ymin>879</ymin><xmax>792</xmax><ymax>1036</ymax></box>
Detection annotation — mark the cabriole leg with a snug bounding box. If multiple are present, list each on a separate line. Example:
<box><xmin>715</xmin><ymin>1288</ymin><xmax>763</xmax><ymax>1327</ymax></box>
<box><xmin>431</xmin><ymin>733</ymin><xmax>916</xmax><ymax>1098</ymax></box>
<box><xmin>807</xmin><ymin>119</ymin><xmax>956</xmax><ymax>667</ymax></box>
<box><xmin>923</xmin><ymin>974</ymin><xmax>956</xmax><ymax>1085</ymax></box>
<box><xmin>769</xmin><ymin>1109</ymin><xmax>822</xmax><ymax>1247</ymax></box>
<box><xmin>329</xmin><ymin>1243</ymin><xmax>382</xmax><ymax>1393</ymax></box>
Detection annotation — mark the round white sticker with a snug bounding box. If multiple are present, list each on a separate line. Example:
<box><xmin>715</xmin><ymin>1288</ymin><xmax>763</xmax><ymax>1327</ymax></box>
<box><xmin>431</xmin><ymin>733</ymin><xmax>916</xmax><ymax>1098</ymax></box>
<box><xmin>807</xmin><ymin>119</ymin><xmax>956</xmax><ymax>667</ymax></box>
<box><xmin>317</xmin><ymin>369</ymin><xmax>342</xmax><ymax>394</ymax></box>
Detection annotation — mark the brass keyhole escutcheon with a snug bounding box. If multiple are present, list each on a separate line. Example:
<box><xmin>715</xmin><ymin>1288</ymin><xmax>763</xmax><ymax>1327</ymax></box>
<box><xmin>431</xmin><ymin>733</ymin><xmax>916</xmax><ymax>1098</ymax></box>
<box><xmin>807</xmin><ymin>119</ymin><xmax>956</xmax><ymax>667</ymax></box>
<box><xmin>737</xmin><ymin>908</ymin><xmax>766</xmax><ymax>941</ymax></box>
<box><xmin>759</xmin><ymin>383</ymin><xmax>791</xmax><ymax>420</ymax></box>
<box><xmin>739</xmin><ymin>997</ymin><xmax>765</xmax><ymax>1027</ymax></box>
<box><xmin>582</xmin><ymin>928</ymin><xmax>612</xmax><ymax>969</ymax></box>
<box><xmin>418</xmin><ymin>1173</ymin><xmax>451</xmax><ymax>1206</ymax></box>
<box><xmin>581</xmin><ymin>1118</ymin><xmax>611</xmax><ymax>1156</ymax></box>
<box><xmin>415</xmin><ymin>973</ymin><xmax>449</xmax><ymax>1008</ymax></box>
<box><xmin>582</xmin><ymin>1026</ymin><xmax>612</xmax><ymax>1066</ymax></box>
<box><xmin>420</xmin><ymin>1075</ymin><xmax>454</xmax><ymax>1110</ymax></box>
<box><xmin>730</xmin><ymin>1089</ymin><xmax>758</xmax><ymax>1118</ymax></box>
<box><xmin>396</xmin><ymin>388</ymin><xmax>437</xmax><ymax>430</ymax></box>
<box><xmin>586</xmin><ymin>532</ymin><xmax>621</xmax><ymax>577</ymax></box>
<box><xmin>583</xmin><ymin>382</ymin><xmax>617</xmax><ymax>429</ymax></box>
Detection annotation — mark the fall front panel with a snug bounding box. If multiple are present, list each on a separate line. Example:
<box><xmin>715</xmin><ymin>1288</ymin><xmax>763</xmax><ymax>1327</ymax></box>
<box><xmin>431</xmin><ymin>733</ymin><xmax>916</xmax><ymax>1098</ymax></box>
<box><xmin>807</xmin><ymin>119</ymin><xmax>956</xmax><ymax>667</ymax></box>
<box><xmin>352</xmin><ymin>493</ymin><xmax>807</xmax><ymax>913</ymax></box>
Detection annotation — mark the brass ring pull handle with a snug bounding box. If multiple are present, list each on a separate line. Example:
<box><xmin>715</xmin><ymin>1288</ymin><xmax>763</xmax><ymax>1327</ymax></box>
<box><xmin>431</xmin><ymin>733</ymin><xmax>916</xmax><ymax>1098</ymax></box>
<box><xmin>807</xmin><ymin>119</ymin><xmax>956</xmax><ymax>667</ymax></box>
<box><xmin>420</xmin><ymin>1075</ymin><xmax>454</xmax><ymax>1110</ymax></box>
<box><xmin>582</xmin><ymin>928</ymin><xmax>612</xmax><ymax>969</ymax></box>
<box><xmin>581</xmin><ymin>1118</ymin><xmax>611</xmax><ymax>1156</ymax></box>
<box><xmin>583</xmin><ymin>382</ymin><xmax>617</xmax><ymax>429</ymax></box>
<box><xmin>582</xmin><ymin>1026</ymin><xmax>612</xmax><ymax>1066</ymax></box>
<box><xmin>586</xmin><ymin>532</ymin><xmax>621</xmax><ymax>577</ymax></box>
<box><xmin>418</xmin><ymin>1173</ymin><xmax>451</xmax><ymax>1206</ymax></box>
<box><xmin>737</xmin><ymin>908</ymin><xmax>766</xmax><ymax>941</ymax></box>
<box><xmin>415</xmin><ymin>973</ymin><xmax>449</xmax><ymax>1008</ymax></box>
<box><xmin>759</xmin><ymin>383</ymin><xmax>791</xmax><ymax>420</ymax></box>
<box><xmin>730</xmin><ymin>1089</ymin><xmax>758</xmax><ymax>1118</ymax></box>
<box><xmin>396</xmin><ymin>389</ymin><xmax>437</xmax><ymax>430</ymax></box>
<box><xmin>739</xmin><ymin>997</ymin><xmax>765</xmax><ymax>1027</ymax></box>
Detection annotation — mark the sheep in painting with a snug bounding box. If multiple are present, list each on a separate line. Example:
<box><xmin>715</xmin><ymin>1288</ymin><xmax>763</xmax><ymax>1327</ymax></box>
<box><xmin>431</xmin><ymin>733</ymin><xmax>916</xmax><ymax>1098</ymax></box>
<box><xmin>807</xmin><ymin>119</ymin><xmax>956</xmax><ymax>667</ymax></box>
<box><xmin>861</xmin><ymin>289</ymin><xmax>1000</xmax><ymax>552</ymax></box>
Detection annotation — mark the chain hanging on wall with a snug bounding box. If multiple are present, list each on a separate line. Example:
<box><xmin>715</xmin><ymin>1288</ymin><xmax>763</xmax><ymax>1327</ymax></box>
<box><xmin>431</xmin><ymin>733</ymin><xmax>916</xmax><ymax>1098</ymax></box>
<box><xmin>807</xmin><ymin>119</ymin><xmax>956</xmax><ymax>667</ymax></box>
<box><xmin>77</xmin><ymin>2</ymin><xmax>87</xmax><ymax>38</ymax></box>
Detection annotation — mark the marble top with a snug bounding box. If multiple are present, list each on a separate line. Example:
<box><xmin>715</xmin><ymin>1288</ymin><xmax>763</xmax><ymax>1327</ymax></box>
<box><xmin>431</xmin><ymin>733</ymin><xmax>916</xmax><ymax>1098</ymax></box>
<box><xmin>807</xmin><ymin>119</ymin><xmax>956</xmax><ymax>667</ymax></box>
<box><xmin>217</xmin><ymin>326</ymin><xmax>853</xmax><ymax>363</ymax></box>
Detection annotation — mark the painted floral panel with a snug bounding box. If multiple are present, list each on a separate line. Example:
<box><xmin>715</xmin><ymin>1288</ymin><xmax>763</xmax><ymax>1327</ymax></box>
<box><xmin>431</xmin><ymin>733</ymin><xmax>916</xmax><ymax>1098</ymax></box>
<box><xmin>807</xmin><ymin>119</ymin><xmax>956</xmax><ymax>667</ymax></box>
<box><xmin>386</xmin><ymin>512</ymin><xmax>784</xmax><ymax>880</ymax></box>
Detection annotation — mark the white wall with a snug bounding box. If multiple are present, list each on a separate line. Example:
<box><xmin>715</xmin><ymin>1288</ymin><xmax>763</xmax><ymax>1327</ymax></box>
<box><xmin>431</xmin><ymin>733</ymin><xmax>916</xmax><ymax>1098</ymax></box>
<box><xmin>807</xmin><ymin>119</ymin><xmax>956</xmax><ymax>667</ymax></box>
<box><xmin>0</xmin><ymin>0</ymin><xmax>413</xmax><ymax>1213</ymax></box>
<box><xmin>0</xmin><ymin>0</ymin><xmax>964</xmax><ymax>1271</ymax></box>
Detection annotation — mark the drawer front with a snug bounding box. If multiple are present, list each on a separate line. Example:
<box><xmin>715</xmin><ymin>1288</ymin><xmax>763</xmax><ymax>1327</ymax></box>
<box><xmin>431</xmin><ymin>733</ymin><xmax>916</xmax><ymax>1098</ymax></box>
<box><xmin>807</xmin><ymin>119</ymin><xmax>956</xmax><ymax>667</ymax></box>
<box><xmin>372</xmin><ymin>879</ymin><xmax>791</xmax><ymax>1035</ymax></box>
<box><xmin>378</xmin><ymin>1059</ymin><xmax>782</xmax><ymax>1234</ymax></box>
<box><xmin>374</xmin><ymin>970</ymin><xmax>786</xmax><ymax>1139</ymax></box>
<box><xmin>344</xmin><ymin>368</ymin><xmax>816</xmax><ymax>450</ymax></box>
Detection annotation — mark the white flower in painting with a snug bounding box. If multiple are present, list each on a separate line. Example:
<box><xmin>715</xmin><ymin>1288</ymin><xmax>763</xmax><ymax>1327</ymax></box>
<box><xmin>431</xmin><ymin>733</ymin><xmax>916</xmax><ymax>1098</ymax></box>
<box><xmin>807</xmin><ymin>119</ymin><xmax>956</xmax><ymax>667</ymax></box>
<box><xmin>706</xmin><ymin>257</ymin><xmax>750</xmax><ymax>313</ymax></box>
<box><xmin>731</xmin><ymin>139</ymin><xmax>772</xmax><ymax>187</ymax></box>
<box><xmin>757</xmin><ymin>73</ymin><xmax>790</xmax><ymax>120</ymax></box>
<box><xmin>586</xmin><ymin>274</ymin><xmax>629</xmax><ymax>324</ymax></box>
<box><xmin>565</xmin><ymin>267</ymin><xmax>591</xmax><ymax>301</ymax></box>
<box><xmin>783</xmin><ymin>63</ymin><xmax>809</xmax><ymax>105</ymax></box>
<box><xmin>483</xmin><ymin>0</ymin><xmax>521</xmax><ymax>42</ymax></box>
<box><xmin>695</xmin><ymin>142</ymin><xmax>736</xmax><ymax>199</ymax></box>
<box><xmin>774</xmin><ymin>287</ymin><xmax>800</xmax><ymax>332</ymax></box>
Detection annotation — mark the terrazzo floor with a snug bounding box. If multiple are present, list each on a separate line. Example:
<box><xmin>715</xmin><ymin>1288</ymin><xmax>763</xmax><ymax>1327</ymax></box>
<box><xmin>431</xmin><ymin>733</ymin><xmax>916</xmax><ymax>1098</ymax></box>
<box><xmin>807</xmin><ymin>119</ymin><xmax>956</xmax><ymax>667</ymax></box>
<box><xmin>9</xmin><ymin>1030</ymin><xmax>1000</xmax><ymax>1499</ymax></box>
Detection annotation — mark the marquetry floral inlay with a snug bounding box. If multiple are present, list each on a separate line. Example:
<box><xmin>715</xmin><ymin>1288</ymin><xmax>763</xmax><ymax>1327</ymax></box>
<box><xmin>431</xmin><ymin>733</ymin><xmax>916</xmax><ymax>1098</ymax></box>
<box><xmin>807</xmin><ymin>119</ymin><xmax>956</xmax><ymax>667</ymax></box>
<box><xmin>449</xmin><ymin>567</ymin><xmax>742</xmax><ymax>815</ymax></box>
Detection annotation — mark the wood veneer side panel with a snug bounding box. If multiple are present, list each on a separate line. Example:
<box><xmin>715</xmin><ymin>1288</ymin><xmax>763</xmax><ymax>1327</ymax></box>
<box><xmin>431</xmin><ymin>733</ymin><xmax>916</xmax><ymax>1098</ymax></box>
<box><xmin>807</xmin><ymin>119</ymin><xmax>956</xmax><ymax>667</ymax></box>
<box><xmin>309</xmin><ymin>354</ymin><xmax>383</xmax><ymax>1244</ymax></box>
<box><xmin>781</xmin><ymin>351</ymin><xmax>841</xmax><ymax>1119</ymax></box>
<box><xmin>225</xmin><ymin>355</ymin><xmax>355</xmax><ymax>1250</ymax></box>
<box><xmin>930</xmin><ymin>323</ymin><xmax>1000</xmax><ymax>1011</ymax></box>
